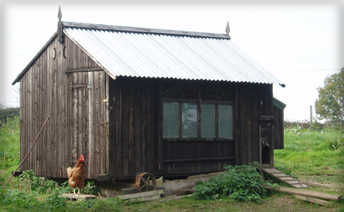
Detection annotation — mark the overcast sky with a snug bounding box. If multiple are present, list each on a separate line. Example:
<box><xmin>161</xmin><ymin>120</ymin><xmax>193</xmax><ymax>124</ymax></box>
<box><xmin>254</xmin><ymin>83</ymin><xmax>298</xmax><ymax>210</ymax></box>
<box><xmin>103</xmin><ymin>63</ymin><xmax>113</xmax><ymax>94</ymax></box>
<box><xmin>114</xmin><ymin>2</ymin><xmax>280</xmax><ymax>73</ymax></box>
<box><xmin>0</xmin><ymin>2</ymin><xmax>341</xmax><ymax>121</ymax></box>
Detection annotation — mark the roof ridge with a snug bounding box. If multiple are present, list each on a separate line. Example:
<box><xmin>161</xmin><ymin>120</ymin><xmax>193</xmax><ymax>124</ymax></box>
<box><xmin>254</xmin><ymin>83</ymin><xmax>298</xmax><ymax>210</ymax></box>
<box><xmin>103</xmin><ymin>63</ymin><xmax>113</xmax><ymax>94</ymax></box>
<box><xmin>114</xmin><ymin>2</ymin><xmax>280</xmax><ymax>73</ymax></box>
<box><xmin>62</xmin><ymin>21</ymin><xmax>230</xmax><ymax>40</ymax></box>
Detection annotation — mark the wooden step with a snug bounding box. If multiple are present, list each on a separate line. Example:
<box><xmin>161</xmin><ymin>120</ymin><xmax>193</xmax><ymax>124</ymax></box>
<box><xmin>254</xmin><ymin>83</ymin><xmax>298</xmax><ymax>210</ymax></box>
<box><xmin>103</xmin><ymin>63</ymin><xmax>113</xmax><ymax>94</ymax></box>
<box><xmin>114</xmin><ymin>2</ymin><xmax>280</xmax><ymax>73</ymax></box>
<box><xmin>264</xmin><ymin>168</ymin><xmax>280</xmax><ymax>174</ymax></box>
<box><xmin>278</xmin><ymin>177</ymin><xmax>294</xmax><ymax>181</ymax></box>
<box><xmin>273</xmin><ymin>173</ymin><xmax>289</xmax><ymax>177</ymax></box>
<box><xmin>262</xmin><ymin>167</ymin><xmax>308</xmax><ymax>188</ymax></box>
<box><xmin>286</xmin><ymin>180</ymin><xmax>300</xmax><ymax>184</ymax></box>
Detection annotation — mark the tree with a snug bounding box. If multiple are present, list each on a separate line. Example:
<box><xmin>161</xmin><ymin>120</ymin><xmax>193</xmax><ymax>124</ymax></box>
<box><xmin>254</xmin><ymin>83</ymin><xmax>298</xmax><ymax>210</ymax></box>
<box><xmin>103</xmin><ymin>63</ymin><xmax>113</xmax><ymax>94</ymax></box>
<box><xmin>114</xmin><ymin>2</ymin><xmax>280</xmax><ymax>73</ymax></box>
<box><xmin>315</xmin><ymin>68</ymin><xmax>344</xmax><ymax>126</ymax></box>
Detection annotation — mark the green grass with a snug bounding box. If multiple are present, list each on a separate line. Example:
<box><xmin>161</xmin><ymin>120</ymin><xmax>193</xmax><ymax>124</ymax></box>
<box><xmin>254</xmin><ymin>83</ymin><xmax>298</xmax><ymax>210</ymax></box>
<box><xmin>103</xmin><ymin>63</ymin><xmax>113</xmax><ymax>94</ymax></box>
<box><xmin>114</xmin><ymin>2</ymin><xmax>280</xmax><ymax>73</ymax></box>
<box><xmin>0</xmin><ymin>116</ymin><xmax>20</xmax><ymax>170</ymax></box>
<box><xmin>0</xmin><ymin>117</ymin><xmax>343</xmax><ymax>211</ymax></box>
<box><xmin>275</xmin><ymin>127</ymin><xmax>344</xmax><ymax>184</ymax></box>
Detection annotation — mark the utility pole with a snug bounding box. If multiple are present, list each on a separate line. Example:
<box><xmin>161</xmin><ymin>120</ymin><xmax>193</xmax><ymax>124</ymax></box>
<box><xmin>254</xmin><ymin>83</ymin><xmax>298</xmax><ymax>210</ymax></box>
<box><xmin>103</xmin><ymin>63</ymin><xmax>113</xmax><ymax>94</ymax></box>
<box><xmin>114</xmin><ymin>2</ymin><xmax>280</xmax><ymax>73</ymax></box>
<box><xmin>310</xmin><ymin>105</ymin><xmax>313</xmax><ymax>124</ymax></box>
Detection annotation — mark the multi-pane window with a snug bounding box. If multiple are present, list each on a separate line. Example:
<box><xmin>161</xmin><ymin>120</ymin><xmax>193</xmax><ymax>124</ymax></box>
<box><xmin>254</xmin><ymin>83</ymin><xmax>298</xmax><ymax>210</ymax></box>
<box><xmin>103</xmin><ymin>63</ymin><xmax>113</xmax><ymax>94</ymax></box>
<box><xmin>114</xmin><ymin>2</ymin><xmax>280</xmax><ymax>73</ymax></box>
<box><xmin>163</xmin><ymin>101</ymin><xmax>233</xmax><ymax>140</ymax></box>
<box><xmin>218</xmin><ymin>105</ymin><xmax>233</xmax><ymax>139</ymax></box>
<box><xmin>201</xmin><ymin>104</ymin><xmax>216</xmax><ymax>139</ymax></box>
<box><xmin>163</xmin><ymin>102</ymin><xmax>179</xmax><ymax>138</ymax></box>
<box><xmin>181</xmin><ymin>103</ymin><xmax>198</xmax><ymax>138</ymax></box>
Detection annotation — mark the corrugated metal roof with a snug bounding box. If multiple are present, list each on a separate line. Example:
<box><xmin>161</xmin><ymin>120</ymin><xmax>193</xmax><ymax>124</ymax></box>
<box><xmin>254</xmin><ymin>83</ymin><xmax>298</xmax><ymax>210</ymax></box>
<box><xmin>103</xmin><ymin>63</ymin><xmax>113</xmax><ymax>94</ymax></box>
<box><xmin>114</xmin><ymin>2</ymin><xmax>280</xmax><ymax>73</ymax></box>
<box><xmin>64</xmin><ymin>24</ymin><xmax>282</xmax><ymax>85</ymax></box>
<box><xmin>12</xmin><ymin>21</ymin><xmax>283</xmax><ymax>87</ymax></box>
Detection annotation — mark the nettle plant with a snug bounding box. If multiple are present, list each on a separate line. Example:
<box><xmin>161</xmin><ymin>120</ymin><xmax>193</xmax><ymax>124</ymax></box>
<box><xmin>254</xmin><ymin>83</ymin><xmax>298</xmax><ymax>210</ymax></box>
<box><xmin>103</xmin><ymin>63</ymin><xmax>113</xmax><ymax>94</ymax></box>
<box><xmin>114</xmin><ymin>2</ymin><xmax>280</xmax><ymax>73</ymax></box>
<box><xmin>193</xmin><ymin>165</ymin><xmax>266</xmax><ymax>201</ymax></box>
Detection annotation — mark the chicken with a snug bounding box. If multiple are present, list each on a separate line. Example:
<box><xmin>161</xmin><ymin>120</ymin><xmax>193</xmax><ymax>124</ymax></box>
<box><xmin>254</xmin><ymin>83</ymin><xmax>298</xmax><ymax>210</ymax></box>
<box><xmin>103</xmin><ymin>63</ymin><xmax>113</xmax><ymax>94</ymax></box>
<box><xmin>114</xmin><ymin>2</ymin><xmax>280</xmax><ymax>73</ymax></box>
<box><xmin>67</xmin><ymin>154</ymin><xmax>85</xmax><ymax>194</ymax></box>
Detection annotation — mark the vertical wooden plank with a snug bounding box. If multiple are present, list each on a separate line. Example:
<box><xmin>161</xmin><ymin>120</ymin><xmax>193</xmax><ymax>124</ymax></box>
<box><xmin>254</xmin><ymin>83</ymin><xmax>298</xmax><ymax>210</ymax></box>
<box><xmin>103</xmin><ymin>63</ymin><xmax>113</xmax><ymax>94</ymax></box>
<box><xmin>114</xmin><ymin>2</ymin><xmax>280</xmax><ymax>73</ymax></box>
<box><xmin>105</xmin><ymin>74</ymin><xmax>109</xmax><ymax>174</ymax></box>
<box><xmin>42</xmin><ymin>50</ymin><xmax>47</xmax><ymax>177</ymax></box>
<box><xmin>93</xmin><ymin>71</ymin><xmax>98</xmax><ymax>177</ymax></box>
<box><xmin>37</xmin><ymin>56</ymin><xmax>41</xmax><ymax>176</ymax></box>
<box><xmin>32</xmin><ymin>64</ymin><xmax>36</xmax><ymax>174</ymax></box>
<box><xmin>99</xmin><ymin>71</ymin><xmax>104</xmax><ymax>176</ymax></box>
<box><xmin>98</xmin><ymin>72</ymin><xmax>103</xmax><ymax>175</ymax></box>
<box><xmin>234</xmin><ymin>86</ymin><xmax>241</xmax><ymax>165</ymax></box>
<box><xmin>88</xmin><ymin>71</ymin><xmax>94</xmax><ymax>178</ymax></box>
<box><xmin>100</xmin><ymin>71</ymin><xmax>105</xmax><ymax>175</ymax></box>
<box><xmin>57</xmin><ymin>41</ymin><xmax>62</xmax><ymax>177</ymax></box>
<box><xmin>21</xmin><ymin>77</ymin><xmax>24</xmax><ymax>171</ymax></box>
<box><xmin>28</xmin><ymin>66</ymin><xmax>33</xmax><ymax>173</ymax></box>
<box><xmin>66</xmin><ymin>38</ymin><xmax>72</xmax><ymax>172</ymax></box>
<box><xmin>135</xmin><ymin>87</ymin><xmax>141</xmax><ymax>174</ymax></box>
<box><xmin>19</xmin><ymin>76</ymin><xmax>24</xmax><ymax>170</ymax></box>
<box><xmin>43</xmin><ymin>42</ymin><xmax>53</xmax><ymax>176</ymax></box>
<box><xmin>60</xmin><ymin>44</ymin><xmax>66</xmax><ymax>178</ymax></box>
<box><xmin>52</xmin><ymin>39</ymin><xmax>58</xmax><ymax>177</ymax></box>
<box><xmin>117</xmin><ymin>84</ymin><xmax>123</xmax><ymax>178</ymax></box>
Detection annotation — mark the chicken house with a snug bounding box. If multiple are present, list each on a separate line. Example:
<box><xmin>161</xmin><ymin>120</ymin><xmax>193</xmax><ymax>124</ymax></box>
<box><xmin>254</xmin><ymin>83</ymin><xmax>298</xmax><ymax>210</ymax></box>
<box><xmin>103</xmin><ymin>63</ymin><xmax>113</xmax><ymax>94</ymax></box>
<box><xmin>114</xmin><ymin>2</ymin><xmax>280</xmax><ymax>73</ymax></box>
<box><xmin>12</xmin><ymin>13</ymin><xmax>285</xmax><ymax>181</ymax></box>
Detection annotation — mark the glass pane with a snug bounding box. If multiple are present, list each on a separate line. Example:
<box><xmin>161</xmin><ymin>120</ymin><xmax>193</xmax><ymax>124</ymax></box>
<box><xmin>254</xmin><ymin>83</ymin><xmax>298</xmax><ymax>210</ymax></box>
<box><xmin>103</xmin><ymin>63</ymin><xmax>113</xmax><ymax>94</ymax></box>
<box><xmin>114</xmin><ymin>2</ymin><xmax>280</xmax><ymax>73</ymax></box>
<box><xmin>201</xmin><ymin>104</ymin><xmax>215</xmax><ymax>139</ymax></box>
<box><xmin>182</xmin><ymin>103</ymin><xmax>198</xmax><ymax>138</ymax></box>
<box><xmin>218</xmin><ymin>105</ymin><xmax>233</xmax><ymax>139</ymax></box>
<box><xmin>163</xmin><ymin>102</ymin><xmax>179</xmax><ymax>138</ymax></box>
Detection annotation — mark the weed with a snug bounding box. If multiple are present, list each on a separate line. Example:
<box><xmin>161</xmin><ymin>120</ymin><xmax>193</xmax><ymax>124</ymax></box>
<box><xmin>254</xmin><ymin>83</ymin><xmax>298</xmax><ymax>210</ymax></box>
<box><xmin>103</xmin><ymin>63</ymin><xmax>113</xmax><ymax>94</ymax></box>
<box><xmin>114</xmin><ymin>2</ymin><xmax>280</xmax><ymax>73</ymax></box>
<box><xmin>193</xmin><ymin>165</ymin><xmax>266</xmax><ymax>201</ymax></box>
<box><xmin>18</xmin><ymin>170</ymin><xmax>58</xmax><ymax>193</ymax></box>
<box><xmin>82</xmin><ymin>180</ymin><xmax>98</xmax><ymax>195</ymax></box>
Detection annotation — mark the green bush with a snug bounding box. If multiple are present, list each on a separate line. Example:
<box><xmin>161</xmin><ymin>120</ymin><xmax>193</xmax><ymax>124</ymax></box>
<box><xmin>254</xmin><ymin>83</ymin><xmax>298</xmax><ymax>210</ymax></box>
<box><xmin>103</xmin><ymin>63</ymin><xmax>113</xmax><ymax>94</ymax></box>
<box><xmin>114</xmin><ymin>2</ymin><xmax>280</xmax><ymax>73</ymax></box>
<box><xmin>18</xmin><ymin>170</ymin><xmax>58</xmax><ymax>193</ymax></box>
<box><xmin>328</xmin><ymin>136</ymin><xmax>344</xmax><ymax>151</ymax></box>
<box><xmin>0</xmin><ymin>188</ymin><xmax>45</xmax><ymax>211</ymax></box>
<box><xmin>193</xmin><ymin>165</ymin><xmax>266</xmax><ymax>201</ymax></box>
<box><xmin>45</xmin><ymin>191</ymin><xmax>67</xmax><ymax>210</ymax></box>
<box><xmin>82</xmin><ymin>181</ymin><xmax>98</xmax><ymax>195</ymax></box>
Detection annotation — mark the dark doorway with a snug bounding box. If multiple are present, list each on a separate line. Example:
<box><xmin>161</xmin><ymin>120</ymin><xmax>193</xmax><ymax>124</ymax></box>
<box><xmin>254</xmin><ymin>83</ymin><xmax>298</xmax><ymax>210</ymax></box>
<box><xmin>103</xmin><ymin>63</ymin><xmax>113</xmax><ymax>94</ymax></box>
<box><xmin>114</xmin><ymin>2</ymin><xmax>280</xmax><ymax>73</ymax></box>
<box><xmin>259</xmin><ymin>115</ymin><xmax>274</xmax><ymax>166</ymax></box>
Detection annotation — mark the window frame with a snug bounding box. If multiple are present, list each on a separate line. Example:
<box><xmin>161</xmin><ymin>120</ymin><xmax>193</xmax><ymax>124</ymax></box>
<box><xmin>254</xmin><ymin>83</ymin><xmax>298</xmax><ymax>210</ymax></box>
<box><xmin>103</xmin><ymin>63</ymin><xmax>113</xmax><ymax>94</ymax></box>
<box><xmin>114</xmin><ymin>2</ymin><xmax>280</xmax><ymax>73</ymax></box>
<box><xmin>162</xmin><ymin>98</ymin><xmax>234</xmax><ymax>141</ymax></box>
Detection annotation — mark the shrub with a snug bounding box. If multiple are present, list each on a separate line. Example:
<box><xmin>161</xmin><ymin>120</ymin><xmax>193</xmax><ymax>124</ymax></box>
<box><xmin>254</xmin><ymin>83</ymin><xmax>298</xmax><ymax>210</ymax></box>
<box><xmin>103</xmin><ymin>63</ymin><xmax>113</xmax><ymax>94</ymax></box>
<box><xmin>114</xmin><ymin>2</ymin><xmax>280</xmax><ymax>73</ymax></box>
<box><xmin>45</xmin><ymin>191</ymin><xmax>67</xmax><ymax>210</ymax></box>
<box><xmin>0</xmin><ymin>188</ymin><xmax>44</xmax><ymax>210</ymax></box>
<box><xmin>193</xmin><ymin>165</ymin><xmax>266</xmax><ymax>201</ymax></box>
<box><xmin>83</xmin><ymin>181</ymin><xmax>98</xmax><ymax>195</ymax></box>
<box><xmin>18</xmin><ymin>170</ymin><xmax>58</xmax><ymax>193</ymax></box>
<box><xmin>328</xmin><ymin>136</ymin><xmax>344</xmax><ymax>151</ymax></box>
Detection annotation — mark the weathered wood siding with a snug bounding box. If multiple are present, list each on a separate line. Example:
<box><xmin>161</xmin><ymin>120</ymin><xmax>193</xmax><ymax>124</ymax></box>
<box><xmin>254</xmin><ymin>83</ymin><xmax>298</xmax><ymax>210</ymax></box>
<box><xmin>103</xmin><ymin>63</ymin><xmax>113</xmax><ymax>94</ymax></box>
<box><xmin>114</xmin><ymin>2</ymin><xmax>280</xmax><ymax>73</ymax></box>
<box><xmin>108</xmin><ymin>79</ymin><xmax>158</xmax><ymax>179</ymax></box>
<box><xmin>272</xmin><ymin>104</ymin><xmax>284</xmax><ymax>149</ymax></box>
<box><xmin>108</xmin><ymin>79</ymin><xmax>274</xmax><ymax>179</ymax></box>
<box><xmin>235</xmin><ymin>84</ymin><xmax>273</xmax><ymax>165</ymax></box>
<box><xmin>160</xmin><ymin>81</ymin><xmax>236</xmax><ymax>176</ymax></box>
<box><xmin>19</xmin><ymin>36</ymin><xmax>108</xmax><ymax>179</ymax></box>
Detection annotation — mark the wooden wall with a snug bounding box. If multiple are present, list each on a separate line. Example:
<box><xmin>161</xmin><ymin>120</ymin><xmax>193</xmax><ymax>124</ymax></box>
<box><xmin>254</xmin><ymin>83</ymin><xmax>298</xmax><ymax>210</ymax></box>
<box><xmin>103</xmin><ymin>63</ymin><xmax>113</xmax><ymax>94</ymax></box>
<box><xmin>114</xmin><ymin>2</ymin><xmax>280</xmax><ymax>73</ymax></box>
<box><xmin>160</xmin><ymin>81</ymin><xmax>235</xmax><ymax>176</ymax></box>
<box><xmin>108</xmin><ymin>79</ymin><xmax>158</xmax><ymax>179</ymax></box>
<box><xmin>108</xmin><ymin>79</ymin><xmax>275</xmax><ymax>179</ymax></box>
<box><xmin>235</xmin><ymin>84</ymin><xmax>273</xmax><ymax>165</ymax></box>
<box><xmin>19</xmin><ymin>36</ymin><xmax>109</xmax><ymax>179</ymax></box>
<box><xmin>272</xmin><ymin>104</ymin><xmax>284</xmax><ymax>149</ymax></box>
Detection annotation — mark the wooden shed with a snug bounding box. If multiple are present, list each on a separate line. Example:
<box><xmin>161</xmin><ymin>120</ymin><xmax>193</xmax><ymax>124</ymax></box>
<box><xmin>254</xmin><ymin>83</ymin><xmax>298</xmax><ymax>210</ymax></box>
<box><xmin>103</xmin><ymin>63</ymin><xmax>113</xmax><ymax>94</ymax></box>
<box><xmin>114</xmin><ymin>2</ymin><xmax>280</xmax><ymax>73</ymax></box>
<box><xmin>12</xmin><ymin>17</ymin><xmax>286</xmax><ymax>181</ymax></box>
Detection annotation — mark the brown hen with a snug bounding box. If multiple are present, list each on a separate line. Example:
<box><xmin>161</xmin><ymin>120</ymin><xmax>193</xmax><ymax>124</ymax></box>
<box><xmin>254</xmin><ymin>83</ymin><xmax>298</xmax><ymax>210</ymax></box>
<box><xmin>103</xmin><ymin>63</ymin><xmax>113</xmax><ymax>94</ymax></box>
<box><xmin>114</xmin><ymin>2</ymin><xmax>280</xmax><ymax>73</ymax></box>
<box><xmin>67</xmin><ymin>154</ymin><xmax>85</xmax><ymax>194</ymax></box>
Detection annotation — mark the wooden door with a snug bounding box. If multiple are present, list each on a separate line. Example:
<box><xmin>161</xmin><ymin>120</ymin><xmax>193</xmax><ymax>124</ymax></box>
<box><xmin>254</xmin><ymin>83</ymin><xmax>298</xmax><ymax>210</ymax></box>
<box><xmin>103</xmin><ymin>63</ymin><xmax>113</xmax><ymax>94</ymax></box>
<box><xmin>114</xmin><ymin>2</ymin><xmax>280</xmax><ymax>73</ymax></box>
<box><xmin>259</xmin><ymin>115</ymin><xmax>274</xmax><ymax>166</ymax></box>
<box><xmin>67</xmin><ymin>71</ymin><xmax>109</xmax><ymax>178</ymax></box>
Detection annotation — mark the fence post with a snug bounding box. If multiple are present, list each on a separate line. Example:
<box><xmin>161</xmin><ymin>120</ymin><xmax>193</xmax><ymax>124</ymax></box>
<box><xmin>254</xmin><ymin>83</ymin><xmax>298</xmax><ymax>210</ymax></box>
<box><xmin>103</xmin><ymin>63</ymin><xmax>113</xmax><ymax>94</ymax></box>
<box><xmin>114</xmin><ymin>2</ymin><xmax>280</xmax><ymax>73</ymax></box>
<box><xmin>310</xmin><ymin>105</ymin><xmax>313</xmax><ymax>124</ymax></box>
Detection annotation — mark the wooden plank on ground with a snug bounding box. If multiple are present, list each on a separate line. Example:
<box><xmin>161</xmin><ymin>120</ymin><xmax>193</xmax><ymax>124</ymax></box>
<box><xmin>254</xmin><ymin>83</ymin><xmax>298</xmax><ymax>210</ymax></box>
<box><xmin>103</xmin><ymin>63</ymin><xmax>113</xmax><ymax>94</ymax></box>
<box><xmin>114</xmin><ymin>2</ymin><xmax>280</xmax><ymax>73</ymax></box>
<box><xmin>60</xmin><ymin>193</ymin><xmax>97</xmax><ymax>201</ymax></box>
<box><xmin>294</xmin><ymin>195</ymin><xmax>330</xmax><ymax>206</ymax></box>
<box><xmin>117</xmin><ymin>189</ymin><xmax>164</xmax><ymax>202</ymax></box>
<box><xmin>265</xmin><ymin>185</ymin><xmax>341</xmax><ymax>201</ymax></box>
